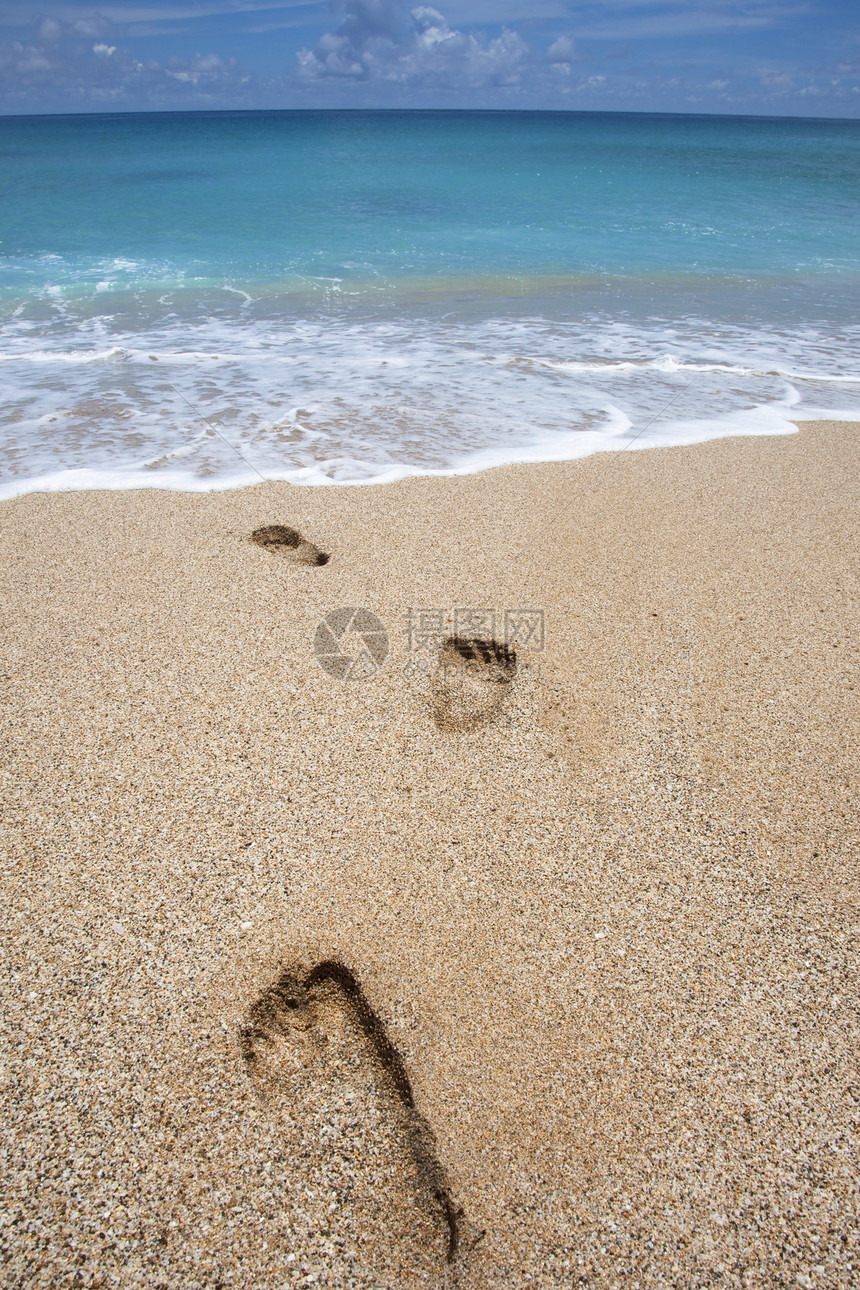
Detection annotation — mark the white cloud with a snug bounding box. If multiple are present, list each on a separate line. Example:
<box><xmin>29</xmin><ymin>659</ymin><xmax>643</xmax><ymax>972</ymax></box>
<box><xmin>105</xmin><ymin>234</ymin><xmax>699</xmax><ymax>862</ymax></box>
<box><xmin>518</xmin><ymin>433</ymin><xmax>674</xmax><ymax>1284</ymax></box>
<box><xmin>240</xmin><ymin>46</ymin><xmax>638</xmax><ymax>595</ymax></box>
<box><xmin>166</xmin><ymin>52</ymin><xmax>238</xmax><ymax>84</ymax></box>
<box><xmin>298</xmin><ymin>0</ymin><xmax>537</xmax><ymax>87</ymax></box>
<box><xmin>836</xmin><ymin>50</ymin><xmax>860</xmax><ymax>74</ymax></box>
<box><xmin>547</xmin><ymin>34</ymin><xmax>575</xmax><ymax>63</ymax></box>
<box><xmin>36</xmin><ymin>13</ymin><xmax>112</xmax><ymax>41</ymax></box>
<box><xmin>760</xmin><ymin>67</ymin><xmax>794</xmax><ymax>85</ymax></box>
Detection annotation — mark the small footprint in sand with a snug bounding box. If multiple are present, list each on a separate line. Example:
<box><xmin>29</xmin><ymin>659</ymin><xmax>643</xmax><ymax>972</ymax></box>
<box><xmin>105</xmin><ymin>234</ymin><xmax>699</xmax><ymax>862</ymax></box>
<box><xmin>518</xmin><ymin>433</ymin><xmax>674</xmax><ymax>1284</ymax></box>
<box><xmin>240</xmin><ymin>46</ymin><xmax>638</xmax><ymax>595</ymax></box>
<box><xmin>241</xmin><ymin>960</ymin><xmax>463</xmax><ymax>1276</ymax></box>
<box><xmin>250</xmin><ymin>524</ymin><xmax>329</xmax><ymax>566</ymax></box>
<box><xmin>431</xmin><ymin>635</ymin><xmax>517</xmax><ymax>733</ymax></box>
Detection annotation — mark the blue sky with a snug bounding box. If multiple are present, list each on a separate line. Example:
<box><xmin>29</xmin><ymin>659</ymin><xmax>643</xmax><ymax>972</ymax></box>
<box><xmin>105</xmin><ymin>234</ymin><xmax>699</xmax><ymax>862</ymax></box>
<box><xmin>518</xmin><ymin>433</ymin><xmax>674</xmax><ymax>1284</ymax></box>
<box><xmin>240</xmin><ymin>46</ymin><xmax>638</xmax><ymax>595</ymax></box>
<box><xmin>0</xmin><ymin>0</ymin><xmax>858</xmax><ymax>116</ymax></box>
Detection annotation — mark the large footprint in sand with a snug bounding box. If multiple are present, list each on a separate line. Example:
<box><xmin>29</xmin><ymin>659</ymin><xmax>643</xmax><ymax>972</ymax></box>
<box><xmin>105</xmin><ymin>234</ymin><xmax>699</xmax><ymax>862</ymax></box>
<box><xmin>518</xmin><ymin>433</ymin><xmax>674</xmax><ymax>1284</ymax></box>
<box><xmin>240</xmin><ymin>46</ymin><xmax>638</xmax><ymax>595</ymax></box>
<box><xmin>250</xmin><ymin>524</ymin><xmax>329</xmax><ymax>566</ymax></box>
<box><xmin>431</xmin><ymin>635</ymin><xmax>517</xmax><ymax>733</ymax></box>
<box><xmin>241</xmin><ymin>960</ymin><xmax>462</xmax><ymax>1281</ymax></box>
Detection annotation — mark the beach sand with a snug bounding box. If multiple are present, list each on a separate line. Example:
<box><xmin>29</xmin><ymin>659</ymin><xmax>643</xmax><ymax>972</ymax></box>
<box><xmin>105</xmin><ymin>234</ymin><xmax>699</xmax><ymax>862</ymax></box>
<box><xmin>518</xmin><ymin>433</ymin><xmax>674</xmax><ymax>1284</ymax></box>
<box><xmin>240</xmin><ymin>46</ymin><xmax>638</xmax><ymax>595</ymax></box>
<box><xmin>1</xmin><ymin>419</ymin><xmax>858</xmax><ymax>1288</ymax></box>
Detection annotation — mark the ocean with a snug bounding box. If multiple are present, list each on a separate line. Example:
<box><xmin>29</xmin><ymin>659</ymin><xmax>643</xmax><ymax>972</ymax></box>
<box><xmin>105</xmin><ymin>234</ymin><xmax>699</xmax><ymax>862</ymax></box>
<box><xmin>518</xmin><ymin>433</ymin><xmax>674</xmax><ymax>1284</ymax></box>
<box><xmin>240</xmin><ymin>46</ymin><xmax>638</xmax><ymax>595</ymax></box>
<box><xmin>1</xmin><ymin>108</ymin><xmax>858</xmax><ymax>498</ymax></box>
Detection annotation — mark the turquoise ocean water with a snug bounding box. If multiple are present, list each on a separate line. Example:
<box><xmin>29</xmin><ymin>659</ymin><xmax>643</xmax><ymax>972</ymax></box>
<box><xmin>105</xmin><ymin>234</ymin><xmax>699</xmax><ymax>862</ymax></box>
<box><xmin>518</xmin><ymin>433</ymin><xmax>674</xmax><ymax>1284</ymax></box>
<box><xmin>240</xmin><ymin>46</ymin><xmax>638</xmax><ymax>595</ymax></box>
<box><xmin>1</xmin><ymin>109</ymin><xmax>858</xmax><ymax>496</ymax></box>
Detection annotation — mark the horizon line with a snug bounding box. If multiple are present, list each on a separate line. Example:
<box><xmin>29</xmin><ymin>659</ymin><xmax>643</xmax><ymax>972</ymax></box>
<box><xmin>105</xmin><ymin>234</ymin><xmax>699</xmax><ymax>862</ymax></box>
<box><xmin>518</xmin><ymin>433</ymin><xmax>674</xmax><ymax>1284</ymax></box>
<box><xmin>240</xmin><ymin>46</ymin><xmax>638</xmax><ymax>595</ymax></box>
<box><xmin>2</xmin><ymin>105</ymin><xmax>859</xmax><ymax>125</ymax></box>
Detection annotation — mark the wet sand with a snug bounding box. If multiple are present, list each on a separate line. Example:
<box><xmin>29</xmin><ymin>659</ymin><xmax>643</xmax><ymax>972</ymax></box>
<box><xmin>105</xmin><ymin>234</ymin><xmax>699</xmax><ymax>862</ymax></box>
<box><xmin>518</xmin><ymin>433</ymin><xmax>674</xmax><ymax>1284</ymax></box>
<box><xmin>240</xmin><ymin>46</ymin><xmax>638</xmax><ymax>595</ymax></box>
<box><xmin>1</xmin><ymin>419</ymin><xmax>858</xmax><ymax>1288</ymax></box>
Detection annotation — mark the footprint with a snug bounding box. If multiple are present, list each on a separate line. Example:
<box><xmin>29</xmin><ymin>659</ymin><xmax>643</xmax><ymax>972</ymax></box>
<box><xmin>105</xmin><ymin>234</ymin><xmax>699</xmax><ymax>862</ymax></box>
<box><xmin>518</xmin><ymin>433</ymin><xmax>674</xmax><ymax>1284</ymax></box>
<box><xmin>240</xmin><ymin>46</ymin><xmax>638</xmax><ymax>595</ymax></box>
<box><xmin>250</xmin><ymin>524</ymin><xmax>329</xmax><ymax>566</ymax></box>
<box><xmin>431</xmin><ymin>635</ymin><xmax>517</xmax><ymax>733</ymax></box>
<box><xmin>241</xmin><ymin>960</ymin><xmax>462</xmax><ymax>1275</ymax></box>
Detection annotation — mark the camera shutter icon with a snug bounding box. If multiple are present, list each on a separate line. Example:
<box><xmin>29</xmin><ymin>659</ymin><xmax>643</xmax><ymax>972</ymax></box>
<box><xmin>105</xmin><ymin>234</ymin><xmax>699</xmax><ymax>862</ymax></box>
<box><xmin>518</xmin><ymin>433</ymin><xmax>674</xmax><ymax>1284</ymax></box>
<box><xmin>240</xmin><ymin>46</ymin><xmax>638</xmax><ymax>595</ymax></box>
<box><xmin>313</xmin><ymin>607</ymin><xmax>389</xmax><ymax>681</ymax></box>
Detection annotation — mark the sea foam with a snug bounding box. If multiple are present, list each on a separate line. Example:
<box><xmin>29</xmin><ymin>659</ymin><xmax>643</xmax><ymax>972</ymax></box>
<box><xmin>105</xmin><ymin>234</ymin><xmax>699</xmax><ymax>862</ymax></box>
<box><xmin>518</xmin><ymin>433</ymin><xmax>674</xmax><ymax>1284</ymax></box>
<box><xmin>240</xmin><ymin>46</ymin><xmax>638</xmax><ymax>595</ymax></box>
<box><xmin>1</xmin><ymin>304</ymin><xmax>858</xmax><ymax>500</ymax></box>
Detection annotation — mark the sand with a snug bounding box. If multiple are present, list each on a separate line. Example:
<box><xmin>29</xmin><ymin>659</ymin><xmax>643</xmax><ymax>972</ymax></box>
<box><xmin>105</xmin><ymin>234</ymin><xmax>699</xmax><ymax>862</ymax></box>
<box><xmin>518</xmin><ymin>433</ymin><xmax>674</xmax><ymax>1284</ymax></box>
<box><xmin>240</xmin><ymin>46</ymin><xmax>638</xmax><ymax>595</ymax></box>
<box><xmin>0</xmin><ymin>418</ymin><xmax>858</xmax><ymax>1289</ymax></box>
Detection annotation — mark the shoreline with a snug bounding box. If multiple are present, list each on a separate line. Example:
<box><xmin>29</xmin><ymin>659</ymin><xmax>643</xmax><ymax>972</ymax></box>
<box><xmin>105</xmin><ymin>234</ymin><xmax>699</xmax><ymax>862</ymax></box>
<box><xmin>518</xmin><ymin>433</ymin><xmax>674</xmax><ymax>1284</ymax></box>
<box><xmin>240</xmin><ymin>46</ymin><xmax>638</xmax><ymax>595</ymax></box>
<box><xmin>2</xmin><ymin>412</ymin><xmax>855</xmax><ymax>503</ymax></box>
<box><xmin>1</xmin><ymin>419</ymin><xmax>858</xmax><ymax>1287</ymax></box>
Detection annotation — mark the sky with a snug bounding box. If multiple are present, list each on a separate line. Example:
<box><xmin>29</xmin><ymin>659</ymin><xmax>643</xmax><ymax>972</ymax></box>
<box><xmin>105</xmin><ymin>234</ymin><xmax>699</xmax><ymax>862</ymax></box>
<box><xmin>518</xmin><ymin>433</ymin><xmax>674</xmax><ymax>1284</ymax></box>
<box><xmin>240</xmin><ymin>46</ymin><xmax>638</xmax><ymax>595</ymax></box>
<box><xmin>0</xmin><ymin>0</ymin><xmax>858</xmax><ymax>117</ymax></box>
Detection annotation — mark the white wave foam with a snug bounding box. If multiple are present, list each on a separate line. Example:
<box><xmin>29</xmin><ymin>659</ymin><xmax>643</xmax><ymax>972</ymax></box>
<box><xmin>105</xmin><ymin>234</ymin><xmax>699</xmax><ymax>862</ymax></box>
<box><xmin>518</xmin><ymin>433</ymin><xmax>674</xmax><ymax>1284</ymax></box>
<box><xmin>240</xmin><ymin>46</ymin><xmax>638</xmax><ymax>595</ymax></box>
<box><xmin>513</xmin><ymin>355</ymin><xmax>759</xmax><ymax>376</ymax></box>
<box><xmin>0</xmin><ymin>402</ymin><xmax>809</xmax><ymax>502</ymax></box>
<box><xmin>510</xmin><ymin>355</ymin><xmax>860</xmax><ymax>382</ymax></box>
<box><xmin>223</xmin><ymin>286</ymin><xmax>255</xmax><ymax>308</ymax></box>
<box><xmin>1</xmin><ymin>308</ymin><xmax>858</xmax><ymax>499</ymax></box>
<box><xmin>0</xmin><ymin>347</ymin><xmax>130</xmax><ymax>364</ymax></box>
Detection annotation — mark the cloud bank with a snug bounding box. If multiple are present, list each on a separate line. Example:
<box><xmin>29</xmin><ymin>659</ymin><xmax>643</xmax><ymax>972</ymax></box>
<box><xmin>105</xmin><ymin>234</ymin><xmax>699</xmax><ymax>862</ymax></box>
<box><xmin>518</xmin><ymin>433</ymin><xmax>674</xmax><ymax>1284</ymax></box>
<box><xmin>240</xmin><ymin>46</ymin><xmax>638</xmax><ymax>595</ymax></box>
<box><xmin>297</xmin><ymin>1</ymin><xmax>557</xmax><ymax>90</ymax></box>
<box><xmin>0</xmin><ymin>12</ymin><xmax>256</xmax><ymax>112</ymax></box>
<box><xmin>293</xmin><ymin>0</ymin><xmax>859</xmax><ymax>111</ymax></box>
<box><xmin>0</xmin><ymin>0</ymin><xmax>857</xmax><ymax>116</ymax></box>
